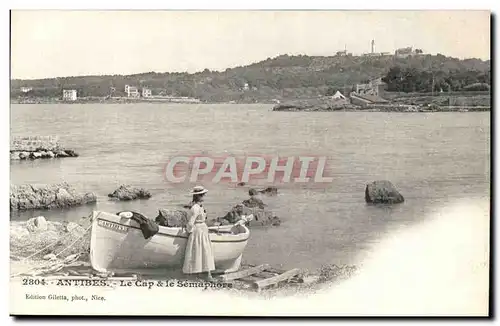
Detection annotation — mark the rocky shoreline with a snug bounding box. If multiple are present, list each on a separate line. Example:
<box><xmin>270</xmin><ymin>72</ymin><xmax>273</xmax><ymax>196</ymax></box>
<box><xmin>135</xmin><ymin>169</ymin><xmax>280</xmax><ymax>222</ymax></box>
<box><xmin>10</xmin><ymin>179</ymin><xmax>403</xmax><ymax>214</ymax></box>
<box><xmin>10</xmin><ymin>136</ymin><xmax>79</xmax><ymax>160</ymax></box>
<box><xmin>10</xmin><ymin>149</ymin><xmax>79</xmax><ymax>160</ymax></box>
<box><xmin>9</xmin><ymin>180</ymin><xmax>403</xmax><ymax>282</ymax></box>
<box><xmin>273</xmin><ymin>102</ymin><xmax>490</xmax><ymax>112</ymax></box>
<box><xmin>272</xmin><ymin>96</ymin><xmax>490</xmax><ymax>112</ymax></box>
<box><xmin>10</xmin><ymin>216</ymin><xmax>357</xmax><ymax>291</ymax></box>
<box><xmin>10</xmin><ymin>216</ymin><xmax>90</xmax><ymax>260</ymax></box>
<box><xmin>9</xmin><ymin>180</ymin><xmax>404</xmax><ymax>289</ymax></box>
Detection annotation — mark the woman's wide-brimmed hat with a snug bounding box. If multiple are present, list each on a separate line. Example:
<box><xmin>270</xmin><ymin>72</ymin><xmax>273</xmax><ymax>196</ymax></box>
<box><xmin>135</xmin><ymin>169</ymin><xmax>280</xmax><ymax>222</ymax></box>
<box><xmin>189</xmin><ymin>185</ymin><xmax>208</xmax><ymax>195</ymax></box>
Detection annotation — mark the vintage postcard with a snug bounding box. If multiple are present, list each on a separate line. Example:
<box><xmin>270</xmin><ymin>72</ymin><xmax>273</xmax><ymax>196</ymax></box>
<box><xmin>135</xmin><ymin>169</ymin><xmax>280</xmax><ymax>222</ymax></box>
<box><xmin>9</xmin><ymin>10</ymin><xmax>490</xmax><ymax>316</ymax></box>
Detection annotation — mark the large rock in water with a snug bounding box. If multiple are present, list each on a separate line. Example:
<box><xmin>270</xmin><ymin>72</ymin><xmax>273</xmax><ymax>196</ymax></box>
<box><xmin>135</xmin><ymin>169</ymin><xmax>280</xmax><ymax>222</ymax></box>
<box><xmin>155</xmin><ymin>208</ymin><xmax>188</xmax><ymax>227</ymax></box>
<box><xmin>10</xmin><ymin>136</ymin><xmax>79</xmax><ymax>160</ymax></box>
<box><xmin>365</xmin><ymin>180</ymin><xmax>404</xmax><ymax>204</ymax></box>
<box><xmin>259</xmin><ymin>186</ymin><xmax>278</xmax><ymax>196</ymax></box>
<box><xmin>10</xmin><ymin>183</ymin><xmax>97</xmax><ymax>211</ymax></box>
<box><xmin>108</xmin><ymin>185</ymin><xmax>152</xmax><ymax>201</ymax></box>
<box><xmin>209</xmin><ymin>204</ymin><xmax>281</xmax><ymax>227</ymax></box>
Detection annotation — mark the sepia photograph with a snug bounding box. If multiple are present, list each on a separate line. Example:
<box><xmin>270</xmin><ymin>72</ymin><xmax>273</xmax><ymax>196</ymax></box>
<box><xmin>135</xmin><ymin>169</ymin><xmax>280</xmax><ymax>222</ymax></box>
<box><xmin>8</xmin><ymin>9</ymin><xmax>491</xmax><ymax>317</ymax></box>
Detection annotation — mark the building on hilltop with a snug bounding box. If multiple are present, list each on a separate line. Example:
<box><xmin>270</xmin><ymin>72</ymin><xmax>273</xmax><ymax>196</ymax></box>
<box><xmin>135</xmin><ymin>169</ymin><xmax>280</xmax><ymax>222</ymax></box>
<box><xmin>395</xmin><ymin>47</ymin><xmax>416</xmax><ymax>58</ymax></box>
<box><xmin>362</xmin><ymin>39</ymin><xmax>382</xmax><ymax>56</ymax></box>
<box><xmin>62</xmin><ymin>89</ymin><xmax>77</xmax><ymax>101</ymax></box>
<box><xmin>336</xmin><ymin>44</ymin><xmax>349</xmax><ymax>56</ymax></box>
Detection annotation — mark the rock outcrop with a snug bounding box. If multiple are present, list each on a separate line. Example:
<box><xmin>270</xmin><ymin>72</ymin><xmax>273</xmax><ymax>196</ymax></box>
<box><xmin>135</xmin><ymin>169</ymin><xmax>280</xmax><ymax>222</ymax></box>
<box><xmin>155</xmin><ymin>208</ymin><xmax>188</xmax><ymax>227</ymax></box>
<box><xmin>10</xmin><ymin>136</ymin><xmax>78</xmax><ymax>160</ymax></box>
<box><xmin>210</xmin><ymin>203</ymin><xmax>281</xmax><ymax>227</ymax></box>
<box><xmin>365</xmin><ymin>180</ymin><xmax>404</xmax><ymax>204</ymax></box>
<box><xmin>10</xmin><ymin>150</ymin><xmax>78</xmax><ymax>160</ymax></box>
<box><xmin>10</xmin><ymin>183</ymin><xmax>97</xmax><ymax>211</ymax></box>
<box><xmin>26</xmin><ymin>216</ymin><xmax>48</xmax><ymax>232</ymax></box>
<box><xmin>10</xmin><ymin>218</ymin><xmax>91</xmax><ymax>260</ymax></box>
<box><xmin>259</xmin><ymin>186</ymin><xmax>278</xmax><ymax>196</ymax></box>
<box><xmin>209</xmin><ymin>187</ymin><xmax>281</xmax><ymax>226</ymax></box>
<box><xmin>108</xmin><ymin>185</ymin><xmax>152</xmax><ymax>201</ymax></box>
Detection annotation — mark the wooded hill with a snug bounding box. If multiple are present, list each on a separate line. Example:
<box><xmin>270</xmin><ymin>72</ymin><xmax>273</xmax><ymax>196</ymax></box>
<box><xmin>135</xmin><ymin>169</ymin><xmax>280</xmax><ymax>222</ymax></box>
<box><xmin>11</xmin><ymin>53</ymin><xmax>490</xmax><ymax>103</ymax></box>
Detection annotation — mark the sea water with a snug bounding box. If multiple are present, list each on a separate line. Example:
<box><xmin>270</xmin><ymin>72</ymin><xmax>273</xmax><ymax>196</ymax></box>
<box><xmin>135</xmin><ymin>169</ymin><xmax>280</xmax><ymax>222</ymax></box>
<box><xmin>10</xmin><ymin>104</ymin><xmax>490</xmax><ymax>270</ymax></box>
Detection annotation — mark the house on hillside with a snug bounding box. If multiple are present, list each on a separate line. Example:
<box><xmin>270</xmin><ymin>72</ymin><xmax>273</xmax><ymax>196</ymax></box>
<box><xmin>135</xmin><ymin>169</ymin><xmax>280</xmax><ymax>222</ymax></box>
<box><xmin>142</xmin><ymin>87</ymin><xmax>152</xmax><ymax>97</ymax></box>
<box><xmin>125</xmin><ymin>85</ymin><xmax>139</xmax><ymax>97</ymax></box>
<box><xmin>20</xmin><ymin>87</ymin><xmax>32</xmax><ymax>93</ymax></box>
<box><xmin>354</xmin><ymin>77</ymin><xmax>387</xmax><ymax>97</ymax></box>
<box><xmin>62</xmin><ymin>89</ymin><xmax>77</xmax><ymax>101</ymax></box>
<box><xmin>350</xmin><ymin>76</ymin><xmax>389</xmax><ymax>107</ymax></box>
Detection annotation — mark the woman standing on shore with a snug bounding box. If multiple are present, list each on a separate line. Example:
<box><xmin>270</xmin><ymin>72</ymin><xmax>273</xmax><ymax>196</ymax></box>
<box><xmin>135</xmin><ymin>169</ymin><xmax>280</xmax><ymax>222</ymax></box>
<box><xmin>183</xmin><ymin>186</ymin><xmax>215</xmax><ymax>281</ymax></box>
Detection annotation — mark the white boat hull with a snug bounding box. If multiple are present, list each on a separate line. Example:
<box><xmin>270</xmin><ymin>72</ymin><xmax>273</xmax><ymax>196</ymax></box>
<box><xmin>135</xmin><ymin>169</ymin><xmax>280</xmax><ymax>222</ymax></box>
<box><xmin>89</xmin><ymin>211</ymin><xmax>250</xmax><ymax>274</ymax></box>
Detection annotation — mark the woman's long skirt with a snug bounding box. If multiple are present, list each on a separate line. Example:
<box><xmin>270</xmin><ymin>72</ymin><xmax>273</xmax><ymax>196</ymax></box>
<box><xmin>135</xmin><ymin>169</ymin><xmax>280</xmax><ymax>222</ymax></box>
<box><xmin>182</xmin><ymin>223</ymin><xmax>215</xmax><ymax>274</ymax></box>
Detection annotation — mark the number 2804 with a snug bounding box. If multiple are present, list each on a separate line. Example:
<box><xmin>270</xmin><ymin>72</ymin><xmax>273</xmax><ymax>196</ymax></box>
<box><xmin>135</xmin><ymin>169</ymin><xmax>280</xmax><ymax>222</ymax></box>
<box><xmin>22</xmin><ymin>278</ymin><xmax>47</xmax><ymax>286</ymax></box>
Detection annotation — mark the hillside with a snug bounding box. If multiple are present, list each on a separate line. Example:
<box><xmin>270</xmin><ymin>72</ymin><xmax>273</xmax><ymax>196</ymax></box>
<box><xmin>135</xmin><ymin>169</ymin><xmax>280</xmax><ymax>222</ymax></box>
<box><xmin>11</xmin><ymin>53</ymin><xmax>490</xmax><ymax>103</ymax></box>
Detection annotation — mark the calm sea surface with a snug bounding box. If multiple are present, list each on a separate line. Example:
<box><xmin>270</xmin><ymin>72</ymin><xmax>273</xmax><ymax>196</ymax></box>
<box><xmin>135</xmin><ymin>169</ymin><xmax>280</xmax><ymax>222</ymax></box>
<box><xmin>10</xmin><ymin>104</ymin><xmax>490</xmax><ymax>270</ymax></box>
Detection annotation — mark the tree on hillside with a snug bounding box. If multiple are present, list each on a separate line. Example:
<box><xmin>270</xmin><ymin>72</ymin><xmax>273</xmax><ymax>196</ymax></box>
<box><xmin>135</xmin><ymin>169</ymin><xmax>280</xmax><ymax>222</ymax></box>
<box><xmin>382</xmin><ymin>66</ymin><xmax>404</xmax><ymax>91</ymax></box>
<box><xmin>11</xmin><ymin>54</ymin><xmax>490</xmax><ymax>101</ymax></box>
<box><xmin>382</xmin><ymin>65</ymin><xmax>491</xmax><ymax>93</ymax></box>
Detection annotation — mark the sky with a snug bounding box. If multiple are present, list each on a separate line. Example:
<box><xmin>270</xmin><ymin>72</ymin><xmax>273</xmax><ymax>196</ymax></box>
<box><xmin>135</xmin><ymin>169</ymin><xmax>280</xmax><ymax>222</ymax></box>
<box><xmin>10</xmin><ymin>10</ymin><xmax>491</xmax><ymax>80</ymax></box>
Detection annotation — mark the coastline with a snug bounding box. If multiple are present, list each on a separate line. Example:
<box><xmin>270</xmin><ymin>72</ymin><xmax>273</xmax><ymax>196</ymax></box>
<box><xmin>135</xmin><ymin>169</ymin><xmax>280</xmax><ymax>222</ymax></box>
<box><xmin>9</xmin><ymin>97</ymin><xmax>274</xmax><ymax>105</ymax></box>
<box><xmin>10</xmin><ymin>98</ymin><xmax>491</xmax><ymax>112</ymax></box>
<box><xmin>272</xmin><ymin>105</ymin><xmax>490</xmax><ymax>113</ymax></box>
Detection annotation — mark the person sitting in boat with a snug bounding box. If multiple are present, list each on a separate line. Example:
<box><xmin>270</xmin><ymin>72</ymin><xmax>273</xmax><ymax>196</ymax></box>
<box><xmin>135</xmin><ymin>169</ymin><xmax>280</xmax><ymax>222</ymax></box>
<box><xmin>242</xmin><ymin>188</ymin><xmax>266</xmax><ymax>209</ymax></box>
<box><xmin>182</xmin><ymin>185</ymin><xmax>215</xmax><ymax>282</ymax></box>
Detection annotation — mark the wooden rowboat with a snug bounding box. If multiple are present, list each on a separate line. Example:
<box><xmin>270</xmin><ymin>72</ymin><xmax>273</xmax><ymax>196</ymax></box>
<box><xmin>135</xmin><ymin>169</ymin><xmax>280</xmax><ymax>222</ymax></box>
<box><xmin>89</xmin><ymin>211</ymin><xmax>252</xmax><ymax>274</ymax></box>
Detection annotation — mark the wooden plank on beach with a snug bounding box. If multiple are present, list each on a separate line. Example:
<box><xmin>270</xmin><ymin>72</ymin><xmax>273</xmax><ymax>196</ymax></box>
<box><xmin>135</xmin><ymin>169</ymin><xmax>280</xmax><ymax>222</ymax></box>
<box><xmin>255</xmin><ymin>269</ymin><xmax>304</xmax><ymax>283</ymax></box>
<box><xmin>239</xmin><ymin>275</ymin><xmax>263</xmax><ymax>283</ymax></box>
<box><xmin>252</xmin><ymin>268</ymin><xmax>301</xmax><ymax>291</ymax></box>
<box><xmin>219</xmin><ymin>264</ymin><xmax>270</xmax><ymax>282</ymax></box>
<box><xmin>262</xmin><ymin>266</ymin><xmax>287</xmax><ymax>274</ymax></box>
<box><xmin>245</xmin><ymin>264</ymin><xmax>287</xmax><ymax>274</ymax></box>
<box><xmin>253</xmin><ymin>270</ymin><xmax>279</xmax><ymax>279</ymax></box>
